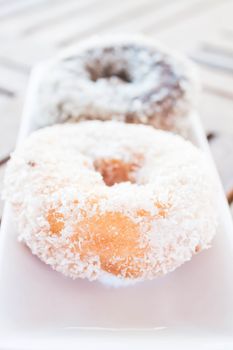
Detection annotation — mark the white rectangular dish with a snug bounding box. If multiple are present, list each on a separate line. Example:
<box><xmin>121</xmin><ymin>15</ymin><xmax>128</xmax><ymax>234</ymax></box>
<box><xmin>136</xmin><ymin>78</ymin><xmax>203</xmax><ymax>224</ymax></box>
<box><xmin>1</xmin><ymin>66</ymin><xmax>233</xmax><ymax>350</ymax></box>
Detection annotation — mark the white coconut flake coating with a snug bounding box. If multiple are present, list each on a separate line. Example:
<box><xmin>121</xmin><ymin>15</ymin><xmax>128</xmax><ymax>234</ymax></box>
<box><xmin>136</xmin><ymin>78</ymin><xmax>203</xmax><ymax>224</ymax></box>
<box><xmin>34</xmin><ymin>34</ymin><xmax>198</xmax><ymax>134</ymax></box>
<box><xmin>3</xmin><ymin>121</ymin><xmax>217</xmax><ymax>286</ymax></box>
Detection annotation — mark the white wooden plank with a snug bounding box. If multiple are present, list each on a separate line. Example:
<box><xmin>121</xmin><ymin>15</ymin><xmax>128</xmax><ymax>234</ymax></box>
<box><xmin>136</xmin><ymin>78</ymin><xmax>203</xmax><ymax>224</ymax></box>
<box><xmin>0</xmin><ymin>0</ymin><xmax>156</xmax><ymax>65</ymax></box>
<box><xmin>0</xmin><ymin>66</ymin><xmax>29</xmax><ymax>94</ymax></box>
<box><xmin>151</xmin><ymin>0</ymin><xmax>233</xmax><ymax>53</ymax></box>
<box><xmin>0</xmin><ymin>96</ymin><xmax>23</xmax><ymax>157</ymax></box>
<box><xmin>23</xmin><ymin>0</ymin><xmax>101</xmax><ymax>36</ymax></box>
<box><xmin>0</xmin><ymin>0</ymin><xmax>99</xmax><ymax>37</ymax></box>
<box><xmin>108</xmin><ymin>0</ymin><xmax>197</xmax><ymax>35</ymax></box>
<box><xmin>0</xmin><ymin>38</ymin><xmax>55</xmax><ymax>67</ymax></box>
<box><xmin>195</xmin><ymin>65</ymin><xmax>233</xmax><ymax>99</ymax></box>
<box><xmin>42</xmin><ymin>0</ymin><xmax>164</xmax><ymax>46</ymax></box>
<box><xmin>199</xmin><ymin>91</ymin><xmax>233</xmax><ymax>134</ymax></box>
<box><xmin>144</xmin><ymin>0</ymin><xmax>229</xmax><ymax>34</ymax></box>
<box><xmin>0</xmin><ymin>163</ymin><xmax>7</xmax><ymax>220</ymax></box>
<box><xmin>0</xmin><ymin>0</ymin><xmax>50</xmax><ymax>19</ymax></box>
<box><xmin>208</xmin><ymin>135</ymin><xmax>233</xmax><ymax>195</ymax></box>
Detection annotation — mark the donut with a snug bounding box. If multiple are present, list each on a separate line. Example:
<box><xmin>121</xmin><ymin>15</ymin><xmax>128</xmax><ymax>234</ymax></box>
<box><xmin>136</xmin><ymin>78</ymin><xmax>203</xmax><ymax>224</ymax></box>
<box><xmin>34</xmin><ymin>35</ymin><xmax>198</xmax><ymax>134</ymax></box>
<box><xmin>4</xmin><ymin>121</ymin><xmax>217</xmax><ymax>286</ymax></box>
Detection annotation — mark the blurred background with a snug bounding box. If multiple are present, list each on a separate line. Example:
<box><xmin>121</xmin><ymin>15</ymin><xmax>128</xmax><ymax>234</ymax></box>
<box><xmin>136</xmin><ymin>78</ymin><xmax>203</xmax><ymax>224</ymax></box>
<box><xmin>0</xmin><ymin>0</ymin><xmax>233</xmax><ymax>220</ymax></box>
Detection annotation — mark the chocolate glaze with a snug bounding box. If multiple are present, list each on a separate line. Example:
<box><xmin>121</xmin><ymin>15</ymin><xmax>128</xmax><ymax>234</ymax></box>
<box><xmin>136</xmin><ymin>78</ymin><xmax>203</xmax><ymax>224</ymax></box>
<box><xmin>37</xmin><ymin>39</ymin><xmax>196</xmax><ymax>133</ymax></box>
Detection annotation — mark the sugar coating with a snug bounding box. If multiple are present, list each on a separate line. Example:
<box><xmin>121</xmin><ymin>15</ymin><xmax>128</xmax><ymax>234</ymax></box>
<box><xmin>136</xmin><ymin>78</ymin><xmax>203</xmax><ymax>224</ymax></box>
<box><xmin>3</xmin><ymin>121</ymin><xmax>217</xmax><ymax>285</ymax></box>
<box><xmin>34</xmin><ymin>34</ymin><xmax>198</xmax><ymax>133</ymax></box>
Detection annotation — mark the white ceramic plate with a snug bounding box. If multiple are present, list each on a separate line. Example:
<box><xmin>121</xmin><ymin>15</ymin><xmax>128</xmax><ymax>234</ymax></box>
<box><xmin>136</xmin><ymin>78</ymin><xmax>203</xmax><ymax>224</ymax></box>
<box><xmin>1</xmin><ymin>67</ymin><xmax>233</xmax><ymax>350</ymax></box>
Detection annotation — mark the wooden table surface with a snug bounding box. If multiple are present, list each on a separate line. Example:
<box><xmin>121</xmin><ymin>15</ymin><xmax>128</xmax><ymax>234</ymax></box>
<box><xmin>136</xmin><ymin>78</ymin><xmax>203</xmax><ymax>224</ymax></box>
<box><xmin>0</xmin><ymin>0</ymin><xmax>233</xmax><ymax>221</ymax></box>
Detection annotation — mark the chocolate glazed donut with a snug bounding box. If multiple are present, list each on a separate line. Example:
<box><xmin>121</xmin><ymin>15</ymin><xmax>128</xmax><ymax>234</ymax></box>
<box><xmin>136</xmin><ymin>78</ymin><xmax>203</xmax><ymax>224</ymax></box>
<box><xmin>35</xmin><ymin>35</ymin><xmax>198</xmax><ymax>133</ymax></box>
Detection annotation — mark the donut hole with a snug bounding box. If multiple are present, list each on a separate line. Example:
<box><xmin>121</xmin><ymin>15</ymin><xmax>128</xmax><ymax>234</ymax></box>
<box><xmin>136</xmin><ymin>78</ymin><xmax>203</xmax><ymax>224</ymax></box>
<box><xmin>86</xmin><ymin>63</ymin><xmax>132</xmax><ymax>83</ymax></box>
<box><xmin>94</xmin><ymin>159</ymin><xmax>138</xmax><ymax>186</ymax></box>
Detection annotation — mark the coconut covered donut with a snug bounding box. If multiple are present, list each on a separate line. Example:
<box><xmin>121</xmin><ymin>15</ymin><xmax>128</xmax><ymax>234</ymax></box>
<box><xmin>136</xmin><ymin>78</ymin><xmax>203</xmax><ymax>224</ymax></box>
<box><xmin>34</xmin><ymin>35</ymin><xmax>198</xmax><ymax>133</ymax></box>
<box><xmin>4</xmin><ymin>121</ymin><xmax>217</xmax><ymax>286</ymax></box>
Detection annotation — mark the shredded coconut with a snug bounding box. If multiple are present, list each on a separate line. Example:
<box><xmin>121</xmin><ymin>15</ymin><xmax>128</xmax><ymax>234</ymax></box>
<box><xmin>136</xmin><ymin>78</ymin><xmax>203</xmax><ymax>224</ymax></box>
<box><xmin>3</xmin><ymin>121</ymin><xmax>217</xmax><ymax>285</ymax></box>
<box><xmin>33</xmin><ymin>34</ymin><xmax>198</xmax><ymax>135</ymax></box>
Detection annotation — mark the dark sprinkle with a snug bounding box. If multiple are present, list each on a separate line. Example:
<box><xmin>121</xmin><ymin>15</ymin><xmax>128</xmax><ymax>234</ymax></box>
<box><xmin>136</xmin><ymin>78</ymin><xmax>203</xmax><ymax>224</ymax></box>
<box><xmin>28</xmin><ymin>161</ymin><xmax>36</xmax><ymax>167</ymax></box>
<box><xmin>0</xmin><ymin>154</ymin><xmax>10</xmax><ymax>167</ymax></box>
<box><xmin>207</xmin><ymin>132</ymin><xmax>216</xmax><ymax>141</ymax></box>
